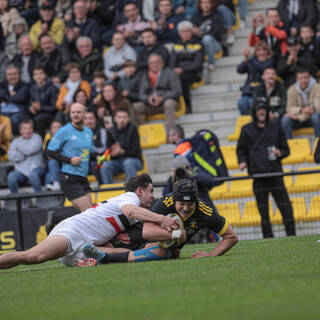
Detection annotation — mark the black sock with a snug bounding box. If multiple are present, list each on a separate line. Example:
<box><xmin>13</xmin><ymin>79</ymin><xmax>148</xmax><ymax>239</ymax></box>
<box><xmin>101</xmin><ymin>252</ymin><xmax>129</xmax><ymax>264</ymax></box>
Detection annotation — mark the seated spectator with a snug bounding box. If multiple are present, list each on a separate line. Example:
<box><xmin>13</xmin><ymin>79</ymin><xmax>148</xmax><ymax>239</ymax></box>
<box><xmin>134</xmin><ymin>54</ymin><xmax>182</xmax><ymax>131</ymax></box>
<box><xmin>249</xmin><ymin>8</ymin><xmax>288</xmax><ymax>58</ymax></box>
<box><xmin>29</xmin><ymin>1</ymin><xmax>65</xmax><ymax>50</ymax></box>
<box><xmin>97</xmin><ymin>82</ymin><xmax>138</xmax><ymax>126</ymax></box>
<box><xmin>89</xmin><ymin>70</ymin><xmax>106</xmax><ymax>107</ymax></box>
<box><xmin>152</xmin><ymin>0</ymin><xmax>184</xmax><ymax>44</ymax></box>
<box><xmin>99</xmin><ymin>108</ymin><xmax>143</xmax><ymax>184</ymax></box>
<box><xmin>64</xmin><ymin>0</ymin><xmax>101</xmax><ymax>52</ymax></box>
<box><xmin>0</xmin><ymin>64</ymin><xmax>29</xmax><ymax>135</ymax></box>
<box><xmin>116</xmin><ymin>1</ymin><xmax>150</xmax><ymax>50</ymax></box>
<box><xmin>169</xmin><ymin>20</ymin><xmax>204</xmax><ymax>113</ymax></box>
<box><xmin>217</xmin><ymin>0</ymin><xmax>236</xmax><ymax>45</ymax></box>
<box><xmin>70</xmin><ymin>36</ymin><xmax>103</xmax><ymax>83</ymax></box>
<box><xmin>84</xmin><ymin>110</ymin><xmax>108</xmax><ymax>185</ymax></box>
<box><xmin>0</xmin><ymin>0</ymin><xmax>21</xmax><ymax>37</ymax></box>
<box><xmin>11</xmin><ymin>35</ymin><xmax>37</xmax><ymax>84</ymax></box>
<box><xmin>0</xmin><ymin>113</ymin><xmax>12</xmax><ymax>160</ymax></box>
<box><xmin>281</xmin><ymin>67</ymin><xmax>320</xmax><ymax>139</ymax></box>
<box><xmin>35</xmin><ymin>34</ymin><xmax>70</xmax><ymax>86</ymax></box>
<box><xmin>171</xmin><ymin>0</ymin><xmax>198</xmax><ymax>20</ymax></box>
<box><xmin>0</xmin><ymin>51</ymin><xmax>9</xmax><ymax>82</ymax></box>
<box><xmin>4</xmin><ymin>16</ymin><xmax>28</xmax><ymax>61</ymax></box>
<box><xmin>113</xmin><ymin>0</ymin><xmax>143</xmax><ymax>26</ymax></box>
<box><xmin>73</xmin><ymin>88</ymin><xmax>90</xmax><ymax>108</ymax></box>
<box><xmin>298</xmin><ymin>24</ymin><xmax>320</xmax><ymax>75</ymax></box>
<box><xmin>237</xmin><ymin>41</ymin><xmax>275</xmax><ymax>115</ymax></box>
<box><xmin>276</xmin><ymin>36</ymin><xmax>314</xmax><ymax>88</ymax></box>
<box><xmin>252</xmin><ymin>67</ymin><xmax>287</xmax><ymax>119</ymax></box>
<box><xmin>7</xmin><ymin>119</ymin><xmax>45</xmax><ymax>193</ymax></box>
<box><xmin>95</xmin><ymin>103</ymin><xmax>112</xmax><ymax>131</ymax></box>
<box><xmin>238</xmin><ymin>0</ymin><xmax>248</xmax><ymax>29</ymax></box>
<box><xmin>136</xmin><ymin>28</ymin><xmax>169</xmax><ymax>71</ymax></box>
<box><xmin>56</xmin><ymin>63</ymin><xmax>91</xmax><ymax>122</ymax></box>
<box><xmin>277</xmin><ymin>0</ymin><xmax>318</xmax><ymax>37</ymax></box>
<box><xmin>44</xmin><ymin>119</ymin><xmax>62</xmax><ymax>190</ymax></box>
<box><xmin>103</xmin><ymin>32</ymin><xmax>137</xmax><ymax>82</ymax></box>
<box><xmin>29</xmin><ymin>65</ymin><xmax>58</xmax><ymax>137</ymax></box>
<box><xmin>118</xmin><ymin>60</ymin><xmax>140</xmax><ymax>103</ymax></box>
<box><xmin>193</xmin><ymin>0</ymin><xmax>224</xmax><ymax>71</ymax></box>
<box><xmin>55</xmin><ymin>0</ymin><xmax>72</xmax><ymax>23</ymax></box>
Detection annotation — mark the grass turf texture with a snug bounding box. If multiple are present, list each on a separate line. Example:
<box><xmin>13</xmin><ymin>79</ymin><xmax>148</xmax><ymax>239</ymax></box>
<box><xmin>0</xmin><ymin>235</ymin><xmax>319</xmax><ymax>320</ymax></box>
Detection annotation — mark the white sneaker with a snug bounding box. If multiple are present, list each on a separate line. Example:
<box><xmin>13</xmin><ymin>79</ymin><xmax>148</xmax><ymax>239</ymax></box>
<box><xmin>226</xmin><ymin>34</ymin><xmax>235</xmax><ymax>45</ymax></box>
<box><xmin>46</xmin><ymin>184</ymin><xmax>53</xmax><ymax>191</ymax></box>
<box><xmin>52</xmin><ymin>181</ymin><xmax>61</xmax><ymax>190</ymax></box>
<box><xmin>240</xmin><ymin>20</ymin><xmax>246</xmax><ymax>29</ymax></box>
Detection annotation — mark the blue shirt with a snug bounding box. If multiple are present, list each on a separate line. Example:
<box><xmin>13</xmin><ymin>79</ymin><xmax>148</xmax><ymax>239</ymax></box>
<box><xmin>48</xmin><ymin>123</ymin><xmax>93</xmax><ymax>177</ymax></box>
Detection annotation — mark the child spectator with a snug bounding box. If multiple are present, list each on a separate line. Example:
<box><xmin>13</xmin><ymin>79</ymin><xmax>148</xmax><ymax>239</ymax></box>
<box><xmin>237</xmin><ymin>41</ymin><xmax>275</xmax><ymax>115</ymax></box>
<box><xmin>29</xmin><ymin>65</ymin><xmax>58</xmax><ymax>137</ymax></box>
<box><xmin>44</xmin><ymin>119</ymin><xmax>62</xmax><ymax>191</ymax></box>
<box><xmin>118</xmin><ymin>60</ymin><xmax>140</xmax><ymax>103</ymax></box>
<box><xmin>56</xmin><ymin>63</ymin><xmax>91</xmax><ymax>122</ymax></box>
<box><xmin>90</xmin><ymin>70</ymin><xmax>106</xmax><ymax>107</ymax></box>
<box><xmin>193</xmin><ymin>0</ymin><xmax>224</xmax><ymax>71</ymax></box>
<box><xmin>0</xmin><ymin>114</ymin><xmax>12</xmax><ymax>160</ymax></box>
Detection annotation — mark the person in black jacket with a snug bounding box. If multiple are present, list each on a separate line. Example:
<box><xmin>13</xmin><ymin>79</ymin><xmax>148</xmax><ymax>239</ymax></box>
<box><xmin>236</xmin><ymin>101</ymin><xmax>296</xmax><ymax>238</ymax></box>
<box><xmin>100</xmin><ymin>108</ymin><xmax>143</xmax><ymax>184</ymax></box>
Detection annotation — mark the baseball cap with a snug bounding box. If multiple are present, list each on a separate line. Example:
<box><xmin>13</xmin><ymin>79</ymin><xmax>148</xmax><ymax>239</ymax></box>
<box><xmin>40</xmin><ymin>1</ymin><xmax>54</xmax><ymax>9</ymax></box>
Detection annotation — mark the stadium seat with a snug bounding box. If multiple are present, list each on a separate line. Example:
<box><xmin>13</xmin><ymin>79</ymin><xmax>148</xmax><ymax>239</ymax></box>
<box><xmin>306</xmin><ymin>137</ymin><xmax>319</xmax><ymax>163</ymax></box>
<box><xmin>138</xmin><ymin>123</ymin><xmax>167</xmax><ymax>149</ymax></box>
<box><xmin>292</xmin><ymin>127</ymin><xmax>314</xmax><ymax>137</ymax></box>
<box><xmin>223</xmin><ymin>173</ymin><xmax>253</xmax><ymax>199</ymax></box>
<box><xmin>290</xmin><ymin>166</ymin><xmax>320</xmax><ymax>193</ymax></box>
<box><xmin>227</xmin><ymin>115</ymin><xmax>252</xmax><ymax>142</ymax></box>
<box><xmin>209</xmin><ymin>181</ymin><xmax>228</xmax><ymax>200</ymax></box>
<box><xmin>238</xmin><ymin>201</ymin><xmax>271</xmax><ymax>227</ymax></box>
<box><xmin>306</xmin><ymin>196</ymin><xmax>320</xmax><ymax>222</ymax></box>
<box><xmin>87</xmin><ymin>175</ymin><xmax>97</xmax><ymax>183</ymax></box>
<box><xmin>281</xmin><ymin>139</ymin><xmax>311</xmax><ymax>165</ymax></box>
<box><xmin>145</xmin><ymin>96</ymin><xmax>186</xmax><ymax>121</ymax></box>
<box><xmin>43</xmin><ymin>132</ymin><xmax>51</xmax><ymax>149</ymax></box>
<box><xmin>283</xmin><ymin>169</ymin><xmax>294</xmax><ymax>193</ymax></box>
<box><xmin>96</xmin><ymin>183</ymin><xmax>125</xmax><ymax>203</ymax></box>
<box><xmin>113</xmin><ymin>154</ymin><xmax>148</xmax><ymax>181</ymax></box>
<box><xmin>204</xmin><ymin>50</ymin><xmax>223</xmax><ymax>64</ymax></box>
<box><xmin>271</xmin><ymin>198</ymin><xmax>307</xmax><ymax>224</ymax></box>
<box><xmin>220</xmin><ymin>145</ymin><xmax>238</xmax><ymax>170</ymax></box>
<box><xmin>215</xmin><ymin>203</ymin><xmax>241</xmax><ymax>226</ymax></box>
<box><xmin>190</xmin><ymin>77</ymin><xmax>205</xmax><ymax>90</ymax></box>
<box><xmin>232</xmin><ymin>10</ymin><xmax>240</xmax><ymax>30</ymax></box>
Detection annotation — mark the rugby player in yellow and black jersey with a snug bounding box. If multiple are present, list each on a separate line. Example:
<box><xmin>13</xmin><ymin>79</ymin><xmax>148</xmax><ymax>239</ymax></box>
<box><xmin>77</xmin><ymin>178</ymin><xmax>238</xmax><ymax>266</ymax></box>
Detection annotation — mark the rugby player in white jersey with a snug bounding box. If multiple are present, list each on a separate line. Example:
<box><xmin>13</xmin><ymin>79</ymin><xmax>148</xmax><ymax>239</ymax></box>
<box><xmin>0</xmin><ymin>174</ymin><xmax>179</xmax><ymax>269</ymax></box>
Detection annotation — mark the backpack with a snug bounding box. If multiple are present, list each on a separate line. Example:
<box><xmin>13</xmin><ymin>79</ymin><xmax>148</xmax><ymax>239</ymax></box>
<box><xmin>189</xmin><ymin>129</ymin><xmax>228</xmax><ymax>186</ymax></box>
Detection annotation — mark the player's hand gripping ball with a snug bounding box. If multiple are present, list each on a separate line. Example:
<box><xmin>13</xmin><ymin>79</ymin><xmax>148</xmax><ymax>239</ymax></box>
<box><xmin>159</xmin><ymin>213</ymin><xmax>184</xmax><ymax>248</ymax></box>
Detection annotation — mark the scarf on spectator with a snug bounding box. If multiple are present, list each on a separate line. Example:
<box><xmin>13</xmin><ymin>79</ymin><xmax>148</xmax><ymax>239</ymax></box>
<box><xmin>64</xmin><ymin>78</ymin><xmax>81</xmax><ymax>104</ymax></box>
<box><xmin>288</xmin><ymin>0</ymin><xmax>300</xmax><ymax>20</ymax></box>
<box><xmin>296</xmin><ymin>76</ymin><xmax>316</xmax><ymax>105</ymax></box>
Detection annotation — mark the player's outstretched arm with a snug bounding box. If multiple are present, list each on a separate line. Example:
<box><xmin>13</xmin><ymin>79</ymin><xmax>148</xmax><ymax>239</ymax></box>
<box><xmin>192</xmin><ymin>225</ymin><xmax>238</xmax><ymax>259</ymax></box>
<box><xmin>121</xmin><ymin>204</ymin><xmax>179</xmax><ymax>231</ymax></box>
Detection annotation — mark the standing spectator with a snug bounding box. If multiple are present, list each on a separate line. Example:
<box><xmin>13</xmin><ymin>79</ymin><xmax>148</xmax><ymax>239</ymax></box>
<box><xmin>29</xmin><ymin>65</ymin><xmax>58</xmax><ymax>137</ymax></box>
<box><xmin>116</xmin><ymin>1</ymin><xmax>150</xmax><ymax>50</ymax></box>
<box><xmin>281</xmin><ymin>67</ymin><xmax>320</xmax><ymax>139</ymax></box>
<box><xmin>56</xmin><ymin>63</ymin><xmax>91</xmax><ymax>120</ymax></box>
<box><xmin>0</xmin><ymin>64</ymin><xmax>29</xmax><ymax>135</ymax></box>
<box><xmin>44</xmin><ymin>119</ymin><xmax>62</xmax><ymax>191</ymax></box>
<box><xmin>252</xmin><ymin>67</ymin><xmax>287</xmax><ymax>120</ymax></box>
<box><xmin>4</xmin><ymin>16</ymin><xmax>28</xmax><ymax>61</ymax></box>
<box><xmin>35</xmin><ymin>34</ymin><xmax>70</xmax><ymax>86</ymax></box>
<box><xmin>136</xmin><ymin>28</ymin><xmax>169</xmax><ymax>71</ymax></box>
<box><xmin>249</xmin><ymin>8</ymin><xmax>288</xmax><ymax>58</ymax></box>
<box><xmin>29</xmin><ymin>1</ymin><xmax>65</xmax><ymax>50</ymax></box>
<box><xmin>103</xmin><ymin>32</ymin><xmax>136</xmax><ymax>81</ymax></box>
<box><xmin>83</xmin><ymin>110</ymin><xmax>107</xmax><ymax>185</ymax></box>
<box><xmin>47</xmin><ymin>103</ymin><xmax>93</xmax><ymax>212</ymax></box>
<box><xmin>193</xmin><ymin>0</ymin><xmax>224</xmax><ymax>71</ymax></box>
<box><xmin>170</xmin><ymin>20</ymin><xmax>204</xmax><ymax>114</ymax></box>
<box><xmin>100</xmin><ymin>108</ymin><xmax>142</xmax><ymax>185</ymax></box>
<box><xmin>277</xmin><ymin>0</ymin><xmax>318</xmax><ymax>36</ymax></box>
<box><xmin>7</xmin><ymin>119</ymin><xmax>45</xmax><ymax>193</ymax></box>
<box><xmin>0</xmin><ymin>114</ymin><xmax>12</xmax><ymax>160</ymax></box>
<box><xmin>64</xmin><ymin>0</ymin><xmax>101</xmax><ymax>52</ymax></box>
<box><xmin>11</xmin><ymin>35</ymin><xmax>37</xmax><ymax>84</ymax></box>
<box><xmin>171</xmin><ymin>0</ymin><xmax>198</xmax><ymax>20</ymax></box>
<box><xmin>71</xmin><ymin>36</ymin><xmax>103</xmax><ymax>83</ymax></box>
<box><xmin>236</xmin><ymin>101</ymin><xmax>296</xmax><ymax>238</ymax></box>
<box><xmin>152</xmin><ymin>0</ymin><xmax>184</xmax><ymax>45</ymax></box>
<box><xmin>237</xmin><ymin>41</ymin><xmax>275</xmax><ymax>115</ymax></box>
<box><xmin>134</xmin><ymin>54</ymin><xmax>182</xmax><ymax>131</ymax></box>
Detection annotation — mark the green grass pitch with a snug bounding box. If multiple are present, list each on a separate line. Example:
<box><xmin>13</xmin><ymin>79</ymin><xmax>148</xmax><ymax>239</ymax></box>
<box><xmin>0</xmin><ymin>235</ymin><xmax>319</xmax><ymax>320</ymax></box>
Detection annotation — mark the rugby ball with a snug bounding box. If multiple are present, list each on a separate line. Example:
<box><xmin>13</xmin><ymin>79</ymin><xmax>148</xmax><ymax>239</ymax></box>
<box><xmin>159</xmin><ymin>213</ymin><xmax>184</xmax><ymax>249</ymax></box>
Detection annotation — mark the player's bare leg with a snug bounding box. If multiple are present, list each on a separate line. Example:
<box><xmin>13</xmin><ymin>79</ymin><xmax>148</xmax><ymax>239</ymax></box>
<box><xmin>0</xmin><ymin>235</ymin><xmax>69</xmax><ymax>269</ymax></box>
<box><xmin>72</xmin><ymin>194</ymin><xmax>92</xmax><ymax>212</ymax></box>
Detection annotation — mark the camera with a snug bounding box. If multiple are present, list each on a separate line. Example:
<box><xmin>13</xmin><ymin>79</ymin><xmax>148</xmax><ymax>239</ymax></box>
<box><xmin>174</xmin><ymin>166</ymin><xmax>193</xmax><ymax>182</ymax></box>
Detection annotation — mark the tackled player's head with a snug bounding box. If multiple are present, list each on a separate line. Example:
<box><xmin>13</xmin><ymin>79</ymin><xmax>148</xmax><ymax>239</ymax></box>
<box><xmin>173</xmin><ymin>178</ymin><xmax>198</xmax><ymax>218</ymax></box>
